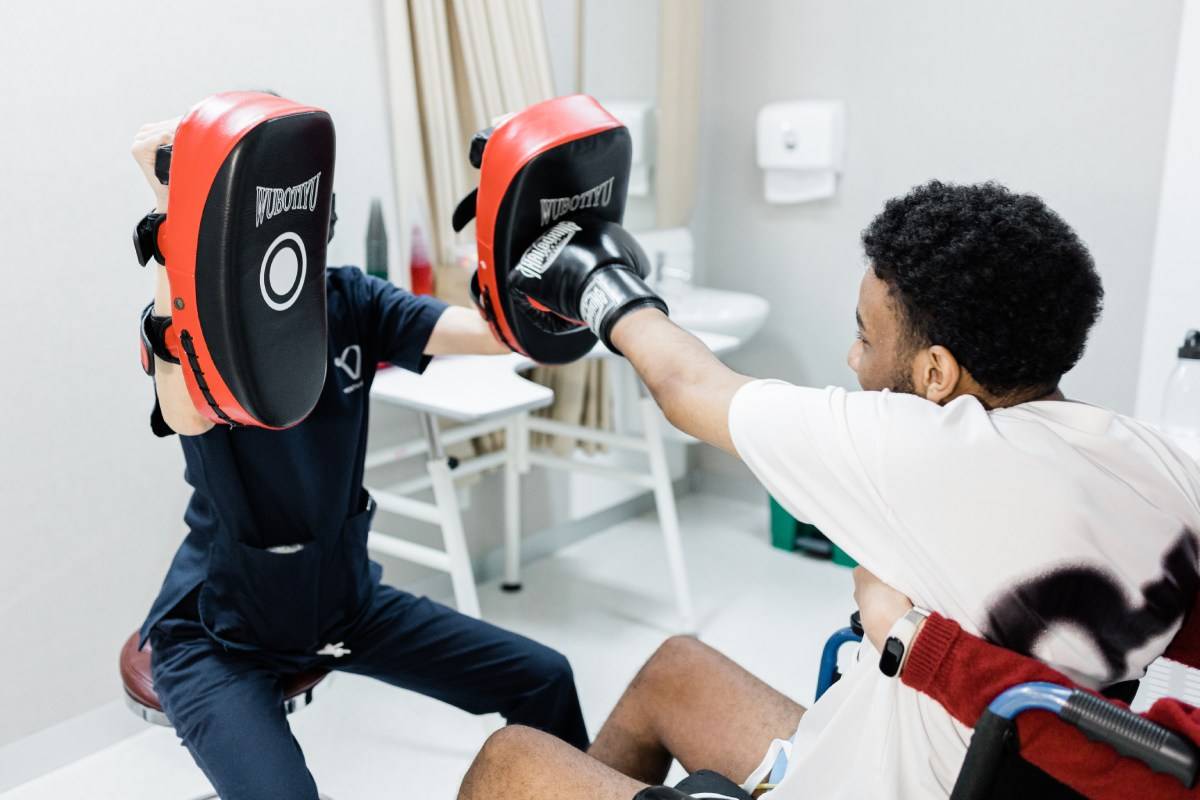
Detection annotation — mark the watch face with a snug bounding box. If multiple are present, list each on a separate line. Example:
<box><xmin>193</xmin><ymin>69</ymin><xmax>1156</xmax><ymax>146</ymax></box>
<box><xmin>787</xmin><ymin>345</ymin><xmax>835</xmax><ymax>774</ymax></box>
<box><xmin>881</xmin><ymin>638</ymin><xmax>904</xmax><ymax>677</ymax></box>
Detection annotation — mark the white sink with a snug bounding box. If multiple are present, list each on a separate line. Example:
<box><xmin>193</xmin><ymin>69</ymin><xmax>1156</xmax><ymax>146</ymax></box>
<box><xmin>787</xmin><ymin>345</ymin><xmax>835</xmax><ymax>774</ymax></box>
<box><xmin>661</xmin><ymin>285</ymin><xmax>770</xmax><ymax>342</ymax></box>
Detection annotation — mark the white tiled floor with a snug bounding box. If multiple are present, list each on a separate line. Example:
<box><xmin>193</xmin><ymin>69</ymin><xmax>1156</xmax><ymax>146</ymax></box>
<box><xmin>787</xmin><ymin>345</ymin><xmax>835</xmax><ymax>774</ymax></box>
<box><xmin>1</xmin><ymin>493</ymin><xmax>853</xmax><ymax>799</ymax></box>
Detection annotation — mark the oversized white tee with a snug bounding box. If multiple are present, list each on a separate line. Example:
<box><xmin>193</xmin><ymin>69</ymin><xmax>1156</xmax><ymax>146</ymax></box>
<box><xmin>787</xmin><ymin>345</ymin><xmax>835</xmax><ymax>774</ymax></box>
<box><xmin>728</xmin><ymin>380</ymin><xmax>1200</xmax><ymax>798</ymax></box>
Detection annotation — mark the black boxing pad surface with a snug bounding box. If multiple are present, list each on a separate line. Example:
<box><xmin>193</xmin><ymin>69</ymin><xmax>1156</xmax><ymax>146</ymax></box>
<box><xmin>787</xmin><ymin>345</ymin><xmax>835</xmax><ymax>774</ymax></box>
<box><xmin>498</xmin><ymin>128</ymin><xmax>631</xmax><ymax>356</ymax></box>
<box><xmin>194</xmin><ymin>111</ymin><xmax>334</xmax><ymax>427</ymax></box>
<box><xmin>471</xmin><ymin>95</ymin><xmax>632</xmax><ymax>365</ymax></box>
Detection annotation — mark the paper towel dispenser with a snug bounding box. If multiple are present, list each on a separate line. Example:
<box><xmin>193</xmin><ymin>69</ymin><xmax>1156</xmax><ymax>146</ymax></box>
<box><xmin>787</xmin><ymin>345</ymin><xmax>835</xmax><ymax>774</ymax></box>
<box><xmin>756</xmin><ymin>101</ymin><xmax>845</xmax><ymax>204</ymax></box>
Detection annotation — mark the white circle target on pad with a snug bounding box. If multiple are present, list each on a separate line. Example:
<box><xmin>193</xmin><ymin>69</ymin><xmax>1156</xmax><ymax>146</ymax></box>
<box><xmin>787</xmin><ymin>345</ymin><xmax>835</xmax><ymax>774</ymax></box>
<box><xmin>260</xmin><ymin>231</ymin><xmax>308</xmax><ymax>311</ymax></box>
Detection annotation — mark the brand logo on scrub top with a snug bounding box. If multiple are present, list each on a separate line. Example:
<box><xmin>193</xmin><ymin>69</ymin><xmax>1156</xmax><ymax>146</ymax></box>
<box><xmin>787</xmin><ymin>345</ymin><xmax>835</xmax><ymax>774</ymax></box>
<box><xmin>539</xmin><ymin>177</ymin><xmax>614</xmax><ymax>226</ymax></box>
<box><xmin>256</xmin><ymin>172</ymin><xmax>322</xmax><ymax>227</ymax></box>
<box><xmin>335</xmin><ymin>344</ymin><xmax>363</xmax><ymax>394</ymax></box>
<box><xmin>516</xmin><ymin>221</ymin><xmax>582</xmax><ymax>280</ymax></box>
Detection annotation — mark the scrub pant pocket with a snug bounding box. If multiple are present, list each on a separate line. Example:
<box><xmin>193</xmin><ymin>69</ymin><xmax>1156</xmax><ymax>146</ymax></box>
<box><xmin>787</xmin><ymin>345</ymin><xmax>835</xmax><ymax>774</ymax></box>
<box><xmin>201</xmin><ymin>534</ymin><xmax>323</xmax><ymax>653</ymax></box>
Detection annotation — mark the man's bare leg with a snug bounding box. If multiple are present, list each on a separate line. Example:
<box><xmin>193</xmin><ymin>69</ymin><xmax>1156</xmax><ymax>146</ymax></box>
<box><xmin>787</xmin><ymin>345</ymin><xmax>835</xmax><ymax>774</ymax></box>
<box><xmin>458</xmin><ymin>636</ymin><xmax>804</xmax><ymax>799</ymax></box>
<box><xmin>588</xmin><ymin>635</ymin><xmax>805</xmax><ymax>785</ymax></box>
<box><xmin>460</xmin><ymin>726</ymin><xmax>645</xmax><ymax>800</ymax></box>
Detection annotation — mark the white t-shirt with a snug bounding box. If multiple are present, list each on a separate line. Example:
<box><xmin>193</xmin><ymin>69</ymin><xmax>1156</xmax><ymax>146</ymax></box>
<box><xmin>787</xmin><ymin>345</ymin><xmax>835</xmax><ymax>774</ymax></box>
<box><xmin>727</xmin><ymin>380</ymin><xmax>1200</xmax><ymax>799</ymax></box>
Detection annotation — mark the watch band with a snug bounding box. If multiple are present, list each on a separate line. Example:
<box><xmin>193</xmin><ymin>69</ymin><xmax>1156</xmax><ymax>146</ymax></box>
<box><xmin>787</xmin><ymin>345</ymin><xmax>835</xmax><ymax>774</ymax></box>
<box><xmin>879</xmin><ymin>606</ymin><xmax>930</xmax><ymax>678</ymax></box>
<box><xmin>139</xmin><ymin>301</ymin><xmax>180</xmax><ymax>375</ymax></box>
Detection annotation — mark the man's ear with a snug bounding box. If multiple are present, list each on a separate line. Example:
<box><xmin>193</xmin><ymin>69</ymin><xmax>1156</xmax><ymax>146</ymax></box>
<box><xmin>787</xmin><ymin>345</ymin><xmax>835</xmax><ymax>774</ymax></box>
<box><xmin>915</xmin><ymin>345</ymin><xmax>961</xmax><ymax>404</ymax></box>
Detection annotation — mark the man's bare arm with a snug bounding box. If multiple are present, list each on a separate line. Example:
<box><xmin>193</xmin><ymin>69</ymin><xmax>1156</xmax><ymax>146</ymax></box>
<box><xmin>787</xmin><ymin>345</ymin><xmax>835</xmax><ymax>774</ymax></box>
<box><xmin>132</xmin><ymin>118</ymin><xmax>214</xmax><ymax>437</ymax></box>
<box><xmin>424</xmin><ymin>306</ymin><xmax>510</xmax><ymax>356</ymax></box>
<box><xmin>610</xmin><ymin>307</ymin><xmax>752</xmax><ymax>455</ymax></box>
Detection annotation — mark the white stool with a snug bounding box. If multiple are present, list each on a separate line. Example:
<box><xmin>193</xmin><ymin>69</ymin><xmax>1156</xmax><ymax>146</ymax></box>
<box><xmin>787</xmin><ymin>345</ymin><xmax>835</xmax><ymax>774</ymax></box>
<box><xmin>365</xmin><ymin>333</ymin><xmax>737</xmax><ymax>630</ymax></box>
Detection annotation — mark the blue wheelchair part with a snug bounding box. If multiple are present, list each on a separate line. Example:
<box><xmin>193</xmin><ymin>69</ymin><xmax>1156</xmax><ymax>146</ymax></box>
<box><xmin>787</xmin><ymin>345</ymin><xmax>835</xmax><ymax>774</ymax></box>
<box><xmin>764</xmin><ymin>616</ymin><xmax>866</xmax><ymax>788</ymax></box>
<box><xmin>986</xmin><ymin>681</ymin><xmax>1072</xmax><ymax>718</ymax></box>
<box><xmin>813</xmin><ymin>617</ymin><xmax>1199</xmax><ymax>797</ymax></box>
<box><xmin>950</xmin><ymin>680</ymin><xmax>1199</xmax><ymax>798</ymax></box>
<box><xmin>815</xmin><ymin>613</ymin><xmax>864</xmax><ymax>701</ymax></box>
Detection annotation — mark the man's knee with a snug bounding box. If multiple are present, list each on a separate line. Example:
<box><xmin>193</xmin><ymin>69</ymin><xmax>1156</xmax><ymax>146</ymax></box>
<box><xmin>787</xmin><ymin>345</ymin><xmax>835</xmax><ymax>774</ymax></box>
<box><xmin>481</xmin><ymin>724</ymin><xmax>545</xmax><ymax>762</ymax></box>
<box><xmin>461</xmin><ymin>725</ymin><xmax>545</xmax><ymax>796</ymax></box>
<box><xmin>640</xmin><ymin>634</ymin><xmax>710</xmax><ymax>687</ymax></box>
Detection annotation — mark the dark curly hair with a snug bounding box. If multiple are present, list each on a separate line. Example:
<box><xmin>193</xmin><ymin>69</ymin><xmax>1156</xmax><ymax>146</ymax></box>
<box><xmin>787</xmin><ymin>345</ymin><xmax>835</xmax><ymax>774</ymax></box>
<box><xmin>861</xmin><ymin>181</ymin><xmax>1103</xmax><ymax>397</ymax></box>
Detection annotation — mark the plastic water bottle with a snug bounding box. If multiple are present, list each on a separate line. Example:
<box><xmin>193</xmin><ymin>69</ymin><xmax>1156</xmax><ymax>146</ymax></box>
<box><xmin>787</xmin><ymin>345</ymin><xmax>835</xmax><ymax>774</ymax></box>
<box><xmin>1162</xmin><ymin>330</ymin><xmax>1200</xmax><ymax>460</ymax></box>
<box><xmin>409</xmin><ymin>225</ymin><xmax>435</xmax><ymax>296</ymax></box>
<box><xmin>366</xmin><ymin>198</ymin><xmax>388</xmax><ymax>281</ymax></box>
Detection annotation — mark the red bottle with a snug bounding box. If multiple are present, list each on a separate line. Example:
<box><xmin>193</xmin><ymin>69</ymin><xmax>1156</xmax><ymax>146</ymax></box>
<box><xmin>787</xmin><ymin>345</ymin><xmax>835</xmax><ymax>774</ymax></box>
<box><xmin>410</xmin><ymin>225</ymin><xmax>435</xmax><ymax>296</ymax></box>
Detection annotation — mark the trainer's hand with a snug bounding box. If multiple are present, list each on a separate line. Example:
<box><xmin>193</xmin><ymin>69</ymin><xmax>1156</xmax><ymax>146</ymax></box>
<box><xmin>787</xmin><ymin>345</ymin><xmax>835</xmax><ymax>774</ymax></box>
<box><xmin>852</xmin><ymin>567</ymin><xmax>916</xmax><ymax>653</ymax></box>
<box><xmin>131</xmin><ymin>117</ymin><xmax>179</xmax><ymax>213</ymax></box>
<box><xmin>508</xmin><ymin>216</ymin><xmax>666</xmax><ymax>352</ymax></box>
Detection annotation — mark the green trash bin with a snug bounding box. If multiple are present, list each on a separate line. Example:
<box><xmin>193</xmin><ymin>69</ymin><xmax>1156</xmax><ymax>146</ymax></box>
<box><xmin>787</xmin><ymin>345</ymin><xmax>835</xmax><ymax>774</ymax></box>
<box><xmin>768</xmin><ymin>495</ymin><xmax>857</xmax><ymax>568</ymax></box>
<box><xmin>830</xmin><ymin>543</ymin><xmax>858</xmax><ymax>568</ymax></box>
<box><xmin>770</xmin><ymin>496</ymin><xmax>799</xmax><ymax>551</ymax></box>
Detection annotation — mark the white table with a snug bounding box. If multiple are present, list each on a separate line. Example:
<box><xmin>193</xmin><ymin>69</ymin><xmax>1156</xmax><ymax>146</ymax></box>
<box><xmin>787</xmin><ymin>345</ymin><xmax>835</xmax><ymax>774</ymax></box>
<box><xmin>366</xmin><ymin>333</ymin><xmax>738</xmax><ymax>629</ymax></box>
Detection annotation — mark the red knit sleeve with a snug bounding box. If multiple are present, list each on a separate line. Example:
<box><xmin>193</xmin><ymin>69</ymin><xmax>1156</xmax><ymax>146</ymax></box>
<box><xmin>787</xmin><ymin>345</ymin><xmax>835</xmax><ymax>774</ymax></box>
<box><xmin>901</xmin><ymin>613</ymin><xmax>1199</xmax><ymax>799</ymax></box>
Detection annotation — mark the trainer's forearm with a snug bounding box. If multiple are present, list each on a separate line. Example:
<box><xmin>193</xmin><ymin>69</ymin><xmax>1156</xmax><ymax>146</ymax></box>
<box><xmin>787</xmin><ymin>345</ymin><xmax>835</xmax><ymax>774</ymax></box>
<box><xmin>610</xmin><ymin>307</ymin><xmax>751</xmax><ymax>454</ymax></box>
<box><xmin>152</xmin><ymin>265</ymin><xmax>214</xmax><ymax>436</ymax></box>
<box><xmin>425</xmin><ymin>306</ymin><xmax>510</xmax><ymax>356</ymax></box>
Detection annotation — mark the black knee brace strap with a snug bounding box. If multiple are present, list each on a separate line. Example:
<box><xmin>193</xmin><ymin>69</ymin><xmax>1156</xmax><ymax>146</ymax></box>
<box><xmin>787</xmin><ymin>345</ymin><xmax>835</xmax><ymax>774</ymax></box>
<box><xmin>633</xmin><ymin>789</ymin><xmax>689</xmax><ymax>800</ymax></box>
<box><xmin>633</xmin><ymin>769</ymin><xmax>753</xmax><ymax>800</ymax></box>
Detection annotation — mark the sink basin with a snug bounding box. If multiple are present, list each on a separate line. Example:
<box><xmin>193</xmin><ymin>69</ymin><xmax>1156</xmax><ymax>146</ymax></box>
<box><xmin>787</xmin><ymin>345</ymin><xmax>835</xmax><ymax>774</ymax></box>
<box><xmin>661</xmin><ymin>285</ymin><xmax>770</xmax><ymax>342</ymax></box>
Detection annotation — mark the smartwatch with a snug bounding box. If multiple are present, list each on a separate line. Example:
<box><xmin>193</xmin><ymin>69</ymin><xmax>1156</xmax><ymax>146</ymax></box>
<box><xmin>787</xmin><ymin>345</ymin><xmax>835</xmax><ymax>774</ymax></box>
<box><xmin>879</xmin><ymin>606</ymin><xmax>930</xmax><ymax>678</ymax></box>
<box><xmin>139</xmin><ymin>301</ymin><xmax>180</xmax><ymax>375</ymax></box>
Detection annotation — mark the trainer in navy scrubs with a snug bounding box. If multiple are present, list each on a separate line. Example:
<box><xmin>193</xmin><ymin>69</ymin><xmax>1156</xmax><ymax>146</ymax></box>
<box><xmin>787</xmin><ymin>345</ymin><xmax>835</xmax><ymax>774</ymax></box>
<box><xmin>141</xmin><ymin>266</ymin><xmax>587</xmax><ymax>800</ymax></box>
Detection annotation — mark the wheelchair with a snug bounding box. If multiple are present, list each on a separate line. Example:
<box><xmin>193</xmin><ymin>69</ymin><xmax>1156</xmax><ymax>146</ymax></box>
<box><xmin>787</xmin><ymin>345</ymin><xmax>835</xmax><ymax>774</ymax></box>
<box><xmin>814</xmin><ymin>613</ymin><xmax>1200</xmax><ymax>799</ymax></box>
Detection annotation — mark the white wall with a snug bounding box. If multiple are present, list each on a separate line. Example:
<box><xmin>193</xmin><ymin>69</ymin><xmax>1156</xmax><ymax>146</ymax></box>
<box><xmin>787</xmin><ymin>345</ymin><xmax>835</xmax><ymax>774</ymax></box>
<box><xmin>0</xmin><ymin>0</ymin><xmax>682</xmax><ymax>748</ymax></box>
<box><xmin>542</xmin><ymin>0</ymin><xmax>661</xmax><ymax>231</ymax></box>
<box><xmin>1136</xmin><ymin>1</ymin><xmax>1200</xmax><ymax>422</ymax></box>
<box><xmin>0</xmin><ymin>0</ymin><xmax>405</xmax><ymax>747</ymax></box>
<box><xmin>692</xmin><ymin>0</ymin><xmax>1182</xmax><ymax>433</ymax></box>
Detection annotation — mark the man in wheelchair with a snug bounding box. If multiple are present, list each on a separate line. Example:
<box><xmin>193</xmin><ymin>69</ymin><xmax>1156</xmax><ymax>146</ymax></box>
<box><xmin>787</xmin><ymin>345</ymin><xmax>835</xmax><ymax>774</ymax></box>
<box><xmin>457</xmin><ymin>181</ymin><xmax>1200</xmax><ymax>799</ymax></box>
<box><xmin>850</xmin><ymin>566</ymin><xmax>1200</xmax><ymax>798</ymax></box>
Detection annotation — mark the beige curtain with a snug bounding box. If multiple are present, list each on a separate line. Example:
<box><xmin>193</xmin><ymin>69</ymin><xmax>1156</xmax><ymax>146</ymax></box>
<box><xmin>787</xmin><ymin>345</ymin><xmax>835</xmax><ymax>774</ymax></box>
<box><xmin>381</xmin><ymin>0</ymin><xmax>610</xmax><ymax>452</ymax></box>
<box><xmin>655</xmin><ymin>0</ymin><xmax>704</xmax><ymax>229</ymax></box>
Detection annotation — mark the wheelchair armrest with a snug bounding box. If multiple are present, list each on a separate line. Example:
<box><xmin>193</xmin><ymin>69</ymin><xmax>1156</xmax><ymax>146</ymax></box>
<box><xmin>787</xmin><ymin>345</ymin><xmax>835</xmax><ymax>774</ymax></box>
<box><xmin>1058</xmin><ymin>687</ymin><xmax>1198</xmax><ymax>787</ymax></box>
<box><xmin>951</xmin><ymin>681</ymin><xmax>1198</xmax><ymax>799</ymax></box>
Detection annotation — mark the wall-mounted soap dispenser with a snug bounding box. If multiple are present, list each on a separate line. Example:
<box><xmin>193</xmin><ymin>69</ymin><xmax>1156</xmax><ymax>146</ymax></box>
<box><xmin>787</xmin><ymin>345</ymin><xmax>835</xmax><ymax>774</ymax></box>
<box><xmin>756</xmin><ymin>101</ymin><xmax>845</xmax><ymax>204</ymax></box>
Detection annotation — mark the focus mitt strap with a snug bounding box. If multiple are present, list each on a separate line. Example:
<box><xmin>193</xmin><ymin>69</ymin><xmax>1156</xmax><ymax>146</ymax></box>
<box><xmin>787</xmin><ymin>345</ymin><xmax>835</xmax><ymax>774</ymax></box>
<box><xmin>139</xmin><ymin>301</ymin><xmax>180</xmax><ymax>375</ymax></box>
<box><xmin>133</xmin><ymin>210</ymin><xmax>166</xmax><ymax>267</ymax></box>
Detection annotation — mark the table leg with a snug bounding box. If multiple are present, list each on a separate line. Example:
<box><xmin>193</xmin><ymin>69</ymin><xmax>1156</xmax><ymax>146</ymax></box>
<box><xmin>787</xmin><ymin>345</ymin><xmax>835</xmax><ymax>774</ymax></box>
<box><xmin>502</xmin><ymin>415</ymin><xmax>522</xmax><ymax>592</ymax></box>
<box><xmin>421</xmin><ymin>413</ymin><xmax>482</xmax><ymax>618</ymax></box>
<box><xmin>638</xmin><ymin>396</ymin><xmax>696</xmax><ymax>632</ymax></box>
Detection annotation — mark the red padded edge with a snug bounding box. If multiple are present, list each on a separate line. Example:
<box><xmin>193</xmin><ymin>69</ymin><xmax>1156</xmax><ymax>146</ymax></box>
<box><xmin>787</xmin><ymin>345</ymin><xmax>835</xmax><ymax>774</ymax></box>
<box><xmin>474</xmin><ymin>95</ymin><xmax>622</xmax><ymax>356</ymax></box>
<box><xmin>160</xmin><ymin>92</ymin><xmax>327</xmax><ymax>428</ymax></box>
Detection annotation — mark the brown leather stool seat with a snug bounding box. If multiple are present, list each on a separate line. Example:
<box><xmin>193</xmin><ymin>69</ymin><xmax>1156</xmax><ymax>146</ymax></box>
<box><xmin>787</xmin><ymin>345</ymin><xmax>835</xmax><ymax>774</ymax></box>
<box><xmin>119</xmin><ymin>631</ymin><xmax>329</xmax><ymax>727</ymax></box>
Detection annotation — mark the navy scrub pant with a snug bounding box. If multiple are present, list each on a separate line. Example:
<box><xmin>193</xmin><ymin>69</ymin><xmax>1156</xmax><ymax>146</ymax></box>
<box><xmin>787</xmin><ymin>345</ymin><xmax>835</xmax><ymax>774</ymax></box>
<box><xmin>150</xmin><ymin>585</ymin><xmax>588</xmax><ymax>800</ymax></box>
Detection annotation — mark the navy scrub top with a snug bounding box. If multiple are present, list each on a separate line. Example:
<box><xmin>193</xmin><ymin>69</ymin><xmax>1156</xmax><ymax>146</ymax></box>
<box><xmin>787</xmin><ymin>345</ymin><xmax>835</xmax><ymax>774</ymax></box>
<box><xmin>140</xmin><ymin>266</ymin><xmax>448</xmax><ymax>653</ymax></box>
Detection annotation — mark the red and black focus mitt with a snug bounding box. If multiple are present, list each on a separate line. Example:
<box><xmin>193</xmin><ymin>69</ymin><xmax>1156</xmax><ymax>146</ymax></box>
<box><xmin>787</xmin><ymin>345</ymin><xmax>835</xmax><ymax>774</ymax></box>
<box><xmin>133</xmin><ymin>91</ymin><xmax>335</xmax><ymax>429</ymax></box>
<box><xmin>455</xmin><ymin>94</ymin><xmax>662</xmax><ymax>364</ymax></box>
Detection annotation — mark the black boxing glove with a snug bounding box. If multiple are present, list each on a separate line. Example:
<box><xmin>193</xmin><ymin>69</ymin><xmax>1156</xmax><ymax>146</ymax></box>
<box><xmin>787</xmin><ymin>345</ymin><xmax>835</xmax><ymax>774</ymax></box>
<box><xmin>508</xmin><ymin>216</ymin><xmax>667</xmax><ymax>354</ymax></box>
